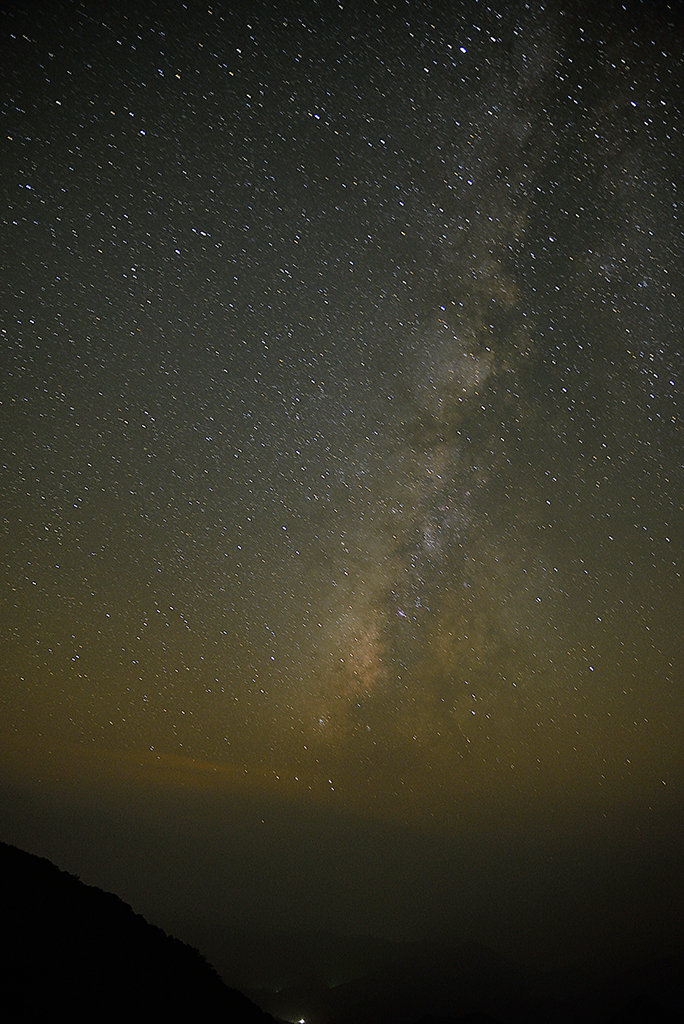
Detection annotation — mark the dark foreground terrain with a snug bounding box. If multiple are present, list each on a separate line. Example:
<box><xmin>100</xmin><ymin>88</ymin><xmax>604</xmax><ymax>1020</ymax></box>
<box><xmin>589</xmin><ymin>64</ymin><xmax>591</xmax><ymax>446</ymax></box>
<box><xmin>0</xmin><ymin>840</ymin><xmax>277</xmax><ymax>1023</ymax></box>
<box><xmin>244</xmin><ymin>934</ymin><xmax>683</xmax><ymax>1024</ymax></box>
<box><xmin>1</xmin><ymin>839</ymin><xmax>681</xmax><ymax>1023</ymax></box>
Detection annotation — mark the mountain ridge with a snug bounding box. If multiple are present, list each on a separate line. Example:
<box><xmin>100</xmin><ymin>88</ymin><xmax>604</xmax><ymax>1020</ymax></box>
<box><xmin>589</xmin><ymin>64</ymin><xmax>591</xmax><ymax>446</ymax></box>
<box><xmin>0</xmin><ymin>839</ymin><xmax>279</xmax><ymax>1023</ymax></box>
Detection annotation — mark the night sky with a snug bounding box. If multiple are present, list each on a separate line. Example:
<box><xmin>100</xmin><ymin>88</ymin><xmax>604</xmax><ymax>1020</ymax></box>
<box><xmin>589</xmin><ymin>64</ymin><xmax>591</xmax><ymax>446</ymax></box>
<box><xmin>1</xmin><ymin>0</ymin><xmax>682</xmax><ymax>985</ymax></box>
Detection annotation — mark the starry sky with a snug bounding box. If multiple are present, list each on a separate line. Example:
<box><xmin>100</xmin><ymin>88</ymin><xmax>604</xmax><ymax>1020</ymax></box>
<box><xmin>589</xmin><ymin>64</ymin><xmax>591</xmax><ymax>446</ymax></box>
<box><xmin>1</xmin><ymin>0</ymin><xmax>682</xmax><ymax>973</ymax></box>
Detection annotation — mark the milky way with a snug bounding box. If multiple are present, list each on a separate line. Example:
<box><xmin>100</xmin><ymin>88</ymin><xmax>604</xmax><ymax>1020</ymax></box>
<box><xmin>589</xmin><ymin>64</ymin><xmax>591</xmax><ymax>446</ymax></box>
<box><xmin>1</xmin><ymin>0</ymin><xmax>681</xmax><ymax>819</ymax></box>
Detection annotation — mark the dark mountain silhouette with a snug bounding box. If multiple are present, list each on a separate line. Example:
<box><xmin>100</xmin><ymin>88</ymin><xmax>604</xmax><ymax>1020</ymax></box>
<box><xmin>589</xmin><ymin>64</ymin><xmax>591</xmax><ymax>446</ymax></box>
<box><xmin>3</xmin><ymin>838</ymin><xmax>680</xmax><ymax>1023</ymax></box>
<box><xmin>0</xmin><ymin>840</ymin><xmax>279</xmax><ymax>1023</ymax></box>
<box><xmin>182</xmin><ymin>923</ymin><xmax>406</xmax><ymax>992</ymax></box>
<box><xmin>250</xmin><ymin>934</ymin><xmax>683</xmax><ymax>1024</ymax></box>
<box><xmin>252</xmin><ymin>940</ymin><xmax>535</xmax><ymax>1023</ymax></box>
